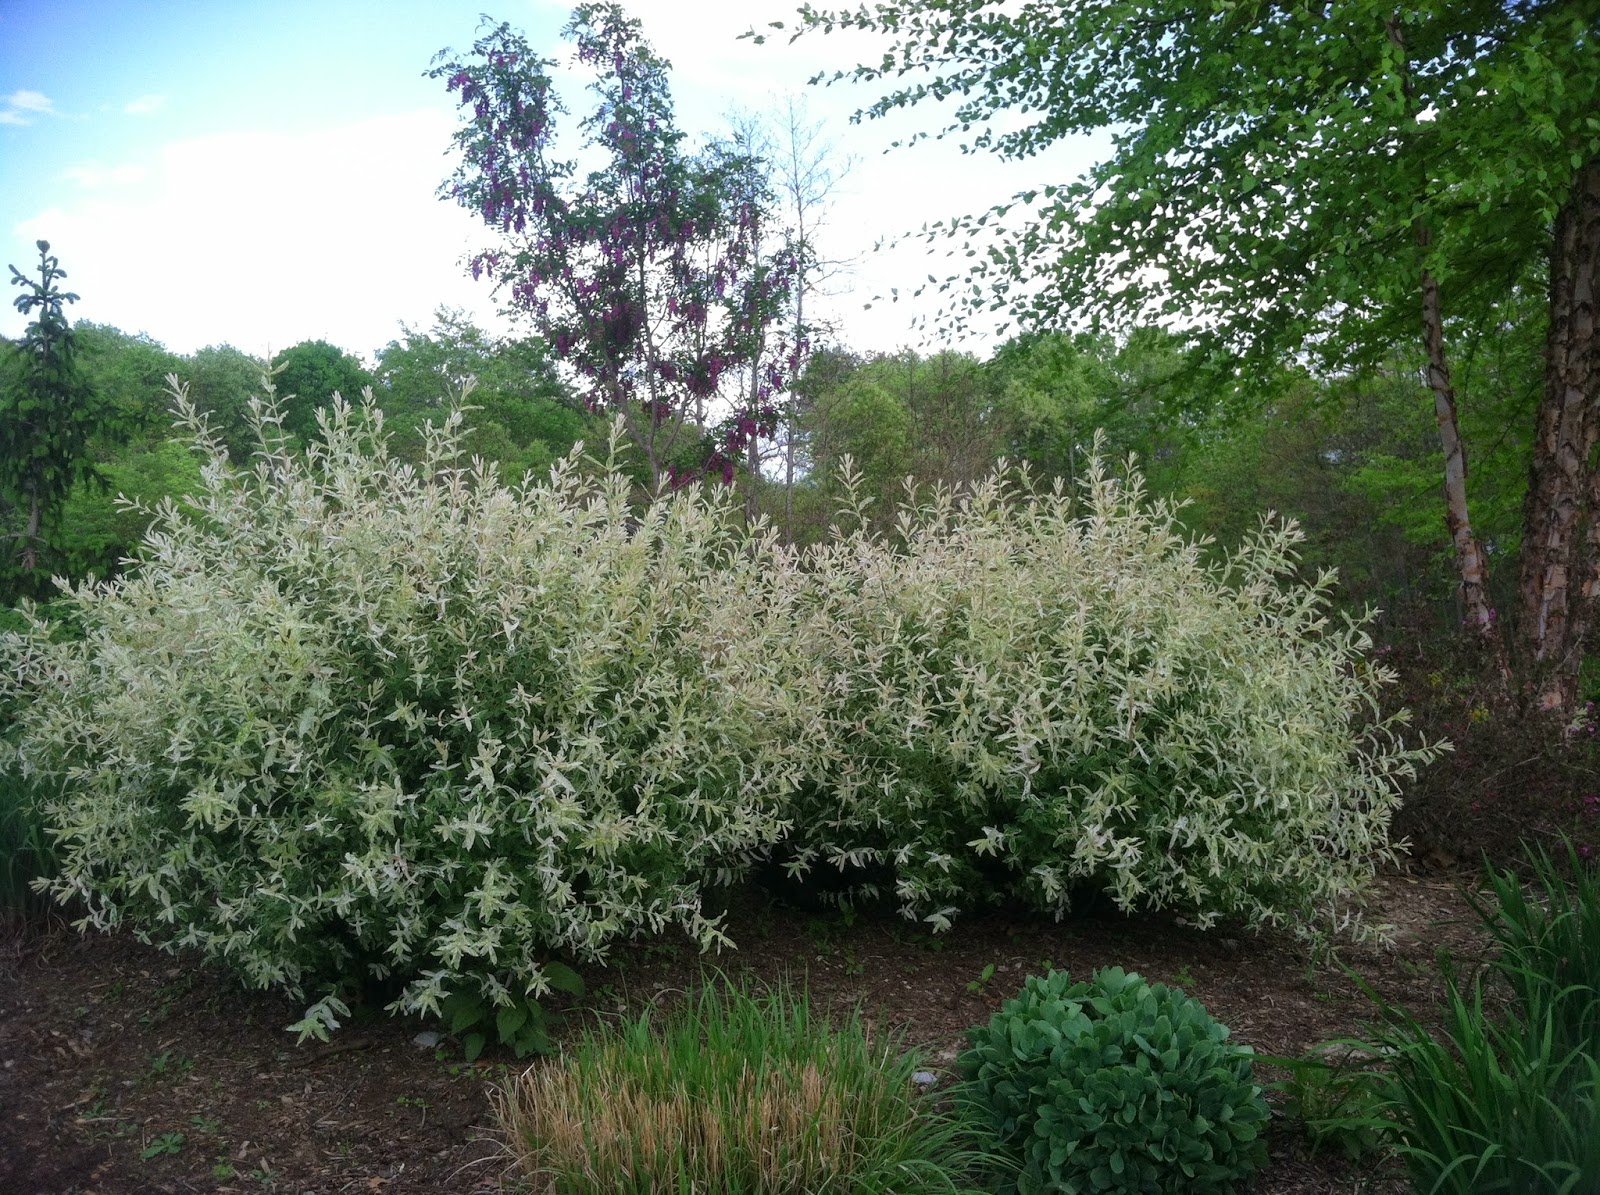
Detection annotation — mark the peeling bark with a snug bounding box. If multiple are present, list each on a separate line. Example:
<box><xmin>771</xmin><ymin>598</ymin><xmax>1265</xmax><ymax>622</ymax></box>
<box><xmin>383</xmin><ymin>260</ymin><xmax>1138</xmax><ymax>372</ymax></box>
<box><xmin>1520</xmin><ymin>155</ymin><xmax>1600</xmax><ymax>712</ymax></box>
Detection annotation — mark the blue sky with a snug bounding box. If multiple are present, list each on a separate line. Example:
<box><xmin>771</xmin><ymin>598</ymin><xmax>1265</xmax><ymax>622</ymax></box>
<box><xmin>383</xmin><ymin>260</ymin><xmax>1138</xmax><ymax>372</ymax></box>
<box><xmin>1</xmin><ymin>0</ymin><xmax>1099</xmax><ymax>361</ymax></box>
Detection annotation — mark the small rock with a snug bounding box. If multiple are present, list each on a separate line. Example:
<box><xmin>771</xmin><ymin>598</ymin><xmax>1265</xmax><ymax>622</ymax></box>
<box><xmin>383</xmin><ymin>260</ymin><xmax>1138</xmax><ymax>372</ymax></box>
<box><xmin>412</xmin><ymin>1031</ymin><xmax>441</xmax><ymax>1049</ymax></box>
<box><xmin>912</xmin><ymin>1071</ymin><xmax>939</xmax><ymax>1089</ymax></box>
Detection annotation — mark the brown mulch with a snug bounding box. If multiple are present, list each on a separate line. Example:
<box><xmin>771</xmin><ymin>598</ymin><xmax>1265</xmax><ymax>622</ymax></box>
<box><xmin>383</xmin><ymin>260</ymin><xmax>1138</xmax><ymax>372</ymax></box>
<box><xmin>0</xmin><ymin>870</ymin><xmax>1489</xmax><ymax>1194</ymax></box>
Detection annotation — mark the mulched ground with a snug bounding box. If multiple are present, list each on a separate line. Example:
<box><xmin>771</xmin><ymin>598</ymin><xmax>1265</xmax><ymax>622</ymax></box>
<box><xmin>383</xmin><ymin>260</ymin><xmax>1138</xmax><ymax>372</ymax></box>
<box><xmin>0</xmin><ymin>870</ymin><xmax>1489</xmax><ymax>1194</ymax></box>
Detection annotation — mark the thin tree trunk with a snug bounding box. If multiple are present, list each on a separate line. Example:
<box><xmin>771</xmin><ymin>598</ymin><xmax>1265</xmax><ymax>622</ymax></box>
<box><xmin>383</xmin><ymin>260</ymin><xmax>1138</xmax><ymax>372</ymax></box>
<box><xmin>1420</xmin><ymin>258</ymin><xmax>1499</xmax><ymax>639</ymax></box>
<box><xmin>1385</xmin><ymin>15</ymin><xmax>1501</xmax><ymax>654</ymax></box>
<box><xmin>21</xmin><ymin>486</ymin><xmax>41</xmax><ymax>574</ymax></box>
<box><xmin>1520</xmin><ymin>155</ymin><xmax>1600</xmax><ymax>712</ymax></box>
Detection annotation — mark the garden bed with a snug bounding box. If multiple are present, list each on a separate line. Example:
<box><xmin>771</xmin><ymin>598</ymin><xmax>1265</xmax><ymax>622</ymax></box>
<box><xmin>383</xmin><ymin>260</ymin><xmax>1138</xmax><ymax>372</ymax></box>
<box><xmin>0</xmin><ymin>870</ymin><xmax>1483</xmax><ymax>1194</ymax></box>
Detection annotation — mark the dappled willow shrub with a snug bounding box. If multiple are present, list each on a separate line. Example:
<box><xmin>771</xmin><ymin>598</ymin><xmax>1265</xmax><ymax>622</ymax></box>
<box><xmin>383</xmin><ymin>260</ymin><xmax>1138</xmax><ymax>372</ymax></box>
<box><xmin>776</xmin><ymin>458</ymin><xmax>1440</xmax><ymax>933</ymax></box>
<box><xmin>0</xmin><ymin>383</ymin><xmax>806</xmax><ymax>1036</ymax></box>
<box><xmin>0</xmin><ymin>383</ymin><xmax>1436</xmax><ymax>1037</ymax></box>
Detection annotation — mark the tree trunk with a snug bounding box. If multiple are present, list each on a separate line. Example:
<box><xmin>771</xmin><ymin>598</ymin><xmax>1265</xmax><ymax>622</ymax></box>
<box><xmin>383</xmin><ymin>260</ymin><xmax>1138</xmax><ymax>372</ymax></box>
<box><xmin>1386</xmin><ymin>16</ymin><xmax>1500</xmax><ymax>653</ymax></box>
<box><xmin>1420</xmin><ymin>259</ymin><xmax>1499</xmax><ymax>640</ymax></box>
<box><xmin>1520</xmin><ymin>155</ymin><xmax>1600</xmax><ymax>713</ymax></box>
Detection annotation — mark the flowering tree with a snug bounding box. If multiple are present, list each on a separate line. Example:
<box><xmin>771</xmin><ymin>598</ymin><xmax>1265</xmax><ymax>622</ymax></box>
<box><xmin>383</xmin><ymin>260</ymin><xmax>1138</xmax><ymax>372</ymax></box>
<box><xmin>432</xmin><ymin>5</ymin><xmax>798</xmax><ymax>488</ymax></box>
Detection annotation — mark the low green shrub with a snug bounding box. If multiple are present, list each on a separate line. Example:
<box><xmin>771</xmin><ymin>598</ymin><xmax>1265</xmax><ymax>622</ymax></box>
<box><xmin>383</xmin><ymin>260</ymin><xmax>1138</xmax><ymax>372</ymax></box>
<box><xmin>958</xmin><ymin>967</ymin><xmax>1269</xmax><ymax>1193</ymax></box>
<box><xmin>497</xmin><ymin>977</ymin><xmax>983</xmax><ymax>1194</ymax></box>
<box><xmin>1262</xmin><ymin>1047</ymin><xmax>1394</xmax><ymax>1162</ymax></box>
<box><xmin>779</xmin><ymin>457</ymin><xmax>1440</xmax><ymax>934</ymax></box>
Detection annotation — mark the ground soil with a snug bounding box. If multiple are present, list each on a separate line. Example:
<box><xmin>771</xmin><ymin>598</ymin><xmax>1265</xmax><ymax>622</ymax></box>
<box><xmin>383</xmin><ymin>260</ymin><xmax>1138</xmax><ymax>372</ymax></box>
<box><xmin>0</xmin><ymin>869</ymin><xmax>1490</xmax><ymax>1195</ymax></box>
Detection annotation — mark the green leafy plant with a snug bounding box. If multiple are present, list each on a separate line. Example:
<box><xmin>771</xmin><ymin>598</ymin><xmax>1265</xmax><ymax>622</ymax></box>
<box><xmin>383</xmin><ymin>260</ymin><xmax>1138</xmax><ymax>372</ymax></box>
<box><xmin>439</xmin><ymin>961</ymin><xmax>583</xmax><ymax>1061</ymax></box>
<box><xmin>0</xmin><ymin>386</ymin><xmax>805</xmax><ymax>1041</ymax></box>
<box><xmin>1345</xmin><ymin>838</ymin><xmax>1600</xmax><ymax>1193</ymax></box>
<box><xmin>0</xmin><ymin>374</ymin><xmax>1434</xmax><ymax>1046</ymax></box>
<box><xmin>966</xmin><ymin>962</ymin><xmax>996</xmax><ymax>995</ymax></box>
<box><xmin>958</xmin><ymin>967</ymin><xmax>1268</xmax><ymax>1194</ymax></box>
<box><xmin>1262</xmin><ymin>1048</ymin><xmax>1394</xmax><ymax>1162</ymax></box>
<box><xmin>0</xmin><ymin>768</ymin><xmax>56</xmax><ymax>914</ymax></box>
<box><xmin>496</xmin><ymin>977</ymin><xmax>984</xmax><ymax>1194</ymax></box>
<box><xmin>139</xmin><ymin>1131</ymin><xmax>185</xmax><ymax>1160</ymax></box>
<box><xmin>780</xmin><ymin>453</ymin><xmax>1442</xmax><ymax>937</ymax></box>
<box><xmin>1354</xmin><ymin>972</ymin><xmax>1599</xmax><ymax>1195</ymax></box>
<box><xmin>1468</xmin><ymin>835</ymin><xmax>1600</xmax><ymax>1061</ymax></box>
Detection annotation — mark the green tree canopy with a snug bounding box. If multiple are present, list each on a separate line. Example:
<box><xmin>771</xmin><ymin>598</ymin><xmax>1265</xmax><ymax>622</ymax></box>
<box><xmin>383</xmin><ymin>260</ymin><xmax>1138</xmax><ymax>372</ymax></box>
<box><xmin>269</xmin><ymin>339</ymin><xmax>374</xmax><ymax>444</ymax></box>
<box><xmin>781</xmin><ymin>0</ymin><xmax>1600</xmax><ymax>708</ymax></box>
<box><xmin>179</xmin><ymin>345</ymin><xmax>268</xmax><ymax>464</ymax></box>
<box><xmin>783</xmin><ymin>0</ymin><xmax>1595</xmax><ymax>375</ymax></box>
<box><xmin>373</xmin><ymin>309</ymin><xmax>593</xmax><ymax>480</ymax></box>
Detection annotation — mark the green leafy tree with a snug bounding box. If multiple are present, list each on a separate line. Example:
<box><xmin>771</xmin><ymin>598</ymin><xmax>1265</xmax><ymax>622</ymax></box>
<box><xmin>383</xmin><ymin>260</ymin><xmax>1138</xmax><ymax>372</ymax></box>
<box><xmin>269</xmin><ymin>340</ymin><xmax>374</xmax><ymax>444</ymax></box>
<box><xmin>778</xmin><ymin>0</ymin><xmax>1600</xmax><ymax>709</ymax></box>
<box><xmin>74</xmin><ymin>323</ymin><xmax>185</xmax><ymax>450</ymax></box>
<box><xmin>0</xmin><ymin>241</ymin><xmax>115</xmax><ymax>592</ymax></box>
<box><xmin>797</xmin><ymin>349</ymin><xmax>999</xmax><ymax>530</ymax></box>
<box><xmin>373</xmin><ymin>309</ymin><xmax>592</xmax><ymax>480</ymax></box>
<box><xmin>180</xmin><ymin>345</ymin><xmax>268</xmax><ymax>464</ymax></box>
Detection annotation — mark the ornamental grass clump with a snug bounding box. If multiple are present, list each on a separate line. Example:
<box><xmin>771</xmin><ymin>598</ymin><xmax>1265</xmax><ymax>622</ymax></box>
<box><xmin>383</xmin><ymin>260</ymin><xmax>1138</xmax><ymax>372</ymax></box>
<box><xmin>0</xmin><ymin>380</ymin><xmax>805</xmax><ymax>1038</ymax></box>
<box><xmin>497</xmin><ymin>979</ymin><xmax>980</xmax><ymax>1194</ymax></box>
<box><xmin>957</xmin><ymin>967</ymin><xmax>1268</xmax><ymax>1194</ymax></box>
<box><xmin>777</xmin><ymin>459</ymin><xmax>1439</xmax><ymax>932</ymax></box>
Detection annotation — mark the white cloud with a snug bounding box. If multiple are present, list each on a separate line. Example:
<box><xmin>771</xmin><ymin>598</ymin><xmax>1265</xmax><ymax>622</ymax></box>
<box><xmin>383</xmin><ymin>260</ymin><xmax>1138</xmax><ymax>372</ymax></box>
<box><xmin>9</xmin><ymin>110</ymin><xmax>510</xmax><ymax>356</ymax></box>
<box><xmin>6</xmin><ymin>89</ymin><xmax>53</xmax><ymax>112</ymax></box>
<box><xmin>62</xmin><ymin>162</ymin><xmax>149</xmax><ymax>188</ymax></box>
<box><xmin>2</xmin><ymin>3</ymin><xmax>1103</xmax><ymax>360</ymax></box>
<box><xmin>1</xmin><ymin>88</ymin><xmax>54</xmax><ymax>125</ymax></box>
<box><xmin>124</xmin><ymin>94</ymin><xmax>166</xmax><ymax>116</ymax></box>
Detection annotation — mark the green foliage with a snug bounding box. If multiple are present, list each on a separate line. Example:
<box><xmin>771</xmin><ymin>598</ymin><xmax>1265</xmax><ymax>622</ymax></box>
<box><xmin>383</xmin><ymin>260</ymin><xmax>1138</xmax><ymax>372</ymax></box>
<box><xmin>0</xmin><ymin>378</ymin><xmax>1433</xmax><ymax>1038</ymax></box>
<box><xmin>179</xmin><ymin>345</ymin><xmax>267</xmax><ymax>464</ymax></box>
<box><xmin>373</xmin><ymin>308</ymin><xmax>592</xmax><ymax>480</ymax></box>
<box><xmin>72</xmin><ymin>323</ymin><xmax>184</xmax><ymax>449</ymax></box>
<box><xmin>1347</xmin><ymin>838</ymin><xmax>1600</xmax><ymax>1193</ymax></box>
<box><xmin>780</xmin><ymin>454</ymin><xmax>1439</xmax><ymax>934</ymax></box>
<box><xmin>0</xmin><ymin>768</ymin><xmax>56</xmax><ymax>914</ymax></box>
<box><xmin>139</xmin><ymin>1131</ymin><xmax>185</xmax><ymax>1160</ymax></box>
<box><xmin>0</xmin><ymin>380</ymin><xmax>807</xmax><ymax>1038</ymax></box>
<box><xmin>1262</xmin><ymin>1049</ymin><xmax>1393</xmax><ymax>1162</ymax></box>
<box><xmin>783</xmin><ymin>1</ymin><xmax>1599</xmax><ymax>383</ymax></box>
<box><xmin>55</xmin><ymin>441</ymin><xmax>205</xmax><ymax>585</ymax></box>
<box><xmin>268</xmin><ymin>339</ymin><xmax>374</xmax><ymax>444</ymax></box>
<box><xmin>958</xmin><ymin>967</ymin><xmax>1269</xmax><ymax>1193</ymax></box>
<box><xmin>1</xmin><ymin>241</ymin><xmax>116</xmax><ymax>593</ymax></box>
<box><xmin>1355</xmin><ymin>971</ymin><xmax>1600</xmax><ymax>1195</ymax></box>
<box><xmin>497</xmin><ymin>977</ymin><xmax>983</xmax><ymax>1194</ymax></box>
<box><xmin>438</xmin><ymin>959</ymin><xmax>583</xmax><ymax>1061</ymax></box>
<box><xmin>1470</xmin><ymin>837</ymin><xmax>1600</xmax><ymax>1068</ymax></box>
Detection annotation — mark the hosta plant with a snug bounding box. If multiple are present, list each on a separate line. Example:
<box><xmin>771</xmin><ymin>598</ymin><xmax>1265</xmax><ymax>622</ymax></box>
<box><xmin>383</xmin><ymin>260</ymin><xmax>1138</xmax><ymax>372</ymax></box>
<box><xmin>776</xmin><ymin>458</ymin><xmax>1440</xmax><ymax>933</ymax></box>
<box><xmin>958</xmin><ymin>967</ymin><xmax>1269</xmax><ymax>1193</ymax></box>
<box><xmin>0</xmin><ymin>380</ymin><xmax>806</xmax><ymax>1039</ymax></box>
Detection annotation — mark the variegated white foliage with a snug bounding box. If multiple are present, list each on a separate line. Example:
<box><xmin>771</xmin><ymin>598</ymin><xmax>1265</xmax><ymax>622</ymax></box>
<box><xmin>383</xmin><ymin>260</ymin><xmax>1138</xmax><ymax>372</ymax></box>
<box><xmin>0</xmin><ymin>377</ymin><xmax>1438</xmax><ymax>1036</ymax></box>
<box><xmin>774</xmin><ymin>461</ymin><xmax>1439</xmax><ymax>933</ymax></box>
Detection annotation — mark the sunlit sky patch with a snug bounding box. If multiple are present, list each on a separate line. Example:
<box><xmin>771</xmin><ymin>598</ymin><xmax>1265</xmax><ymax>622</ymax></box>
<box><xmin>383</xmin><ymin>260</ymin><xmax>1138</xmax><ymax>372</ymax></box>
<box><xmin>1</xmin><ymin>0</ymin><xmax>1101</xmax><ymax>361</ymax></box>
